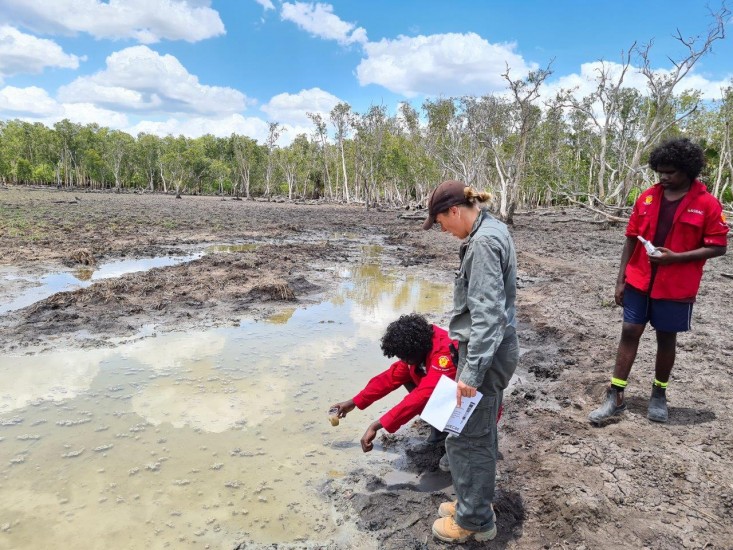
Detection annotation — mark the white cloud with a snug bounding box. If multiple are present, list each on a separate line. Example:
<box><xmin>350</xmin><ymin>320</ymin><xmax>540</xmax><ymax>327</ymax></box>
<box><xmin>58</xmin><ymin>46</ymin><xmax>247</xmax><ymax>116</ymax></box>
<box><xmin>0</xmin><ymin>86</ymin><xmax>59</xmax><ymax>116</ymax></box>
<box><xmin>128</xmin><ymin>115</ymin><xmax>316</xmax><ymax>146</ymax></box>
<box><xmin>0</xmin><ymin>0</ymin><xmax>225</xmax><ymax>44</ymax></box>
<box><xmin>277</xmin><ymin>123</ymin><xmax>316</xmax><ymax>143</ymax></box>
<box><xmin>542</xmin><ymin>61</ymin><xmax>649</xmax><ymax>103</ymax></box>
<box><xmin>281</xmin><ymin>2</ymin><xmax>367</xmax><ymax>45</ymax></box>
<box><xmin>60</xmin><ymin>103</ymin><xmax>130</xmax><ymax>128</ymax></box>
<box><xmin>0</xmin><ymin>83</ymin><xmax>308</xmax><ymax>145</ymax></box>
<box><xmin>127</xmin><ymin>114</ymin><xmax>271</xmax><ymax>141</ymax></box>
<box><xmin>356</xmin><ymin>32</ymin><xmax>537</xmax><ymax>97</ymax></box>
<box><xmin>674</xmin><ymin>72</ymin><xmax>732</xmax><ymax>100</ymax></box>
<box><xmin>0</xmin><ymin>25</ymin><xmax>81</xmax><ymax>81</ymax></box>
<box><xmin>255</xmin><ymin>0</ymin><xmax>276</xmax><ymax>10</ymax></box>
<box><xmin>260</xmin><ymin>87</ymin><xmax>343</xmax><ymax>127</ymax></box>
<box><xmin>0</xmin><ymin>85</ymin><xmax>129</xmax><ymax>128</ymax></box>
<box><xmin>542</xmin><ymin>61</ymin><xmax>733</xmax><ymax>107</ymax></box>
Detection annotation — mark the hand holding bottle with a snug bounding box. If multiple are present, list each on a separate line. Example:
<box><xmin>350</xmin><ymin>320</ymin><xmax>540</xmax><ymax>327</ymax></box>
<box><xmin>637</xmin><ymin>236</ymin><xmax>662</xmax><ymax>257</ymax></box>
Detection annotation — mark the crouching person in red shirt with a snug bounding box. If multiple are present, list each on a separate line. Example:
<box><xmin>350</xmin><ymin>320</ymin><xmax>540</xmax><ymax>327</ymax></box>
<box><xmin>590</xmin><ymin>138</ymin><xmax>728</xmax><ymax>425</ymax></box>
<box><xmin>330</xmin><ymin>313</ymin><xmax>457</xmax><ymax>452</ymax></box>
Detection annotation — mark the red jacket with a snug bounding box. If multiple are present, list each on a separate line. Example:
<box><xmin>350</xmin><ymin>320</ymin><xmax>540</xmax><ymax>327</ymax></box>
<box><xmin>352</xmin><ymin>326</ymin><xmax>457</xmax><ymax>433</ymax></box>
<box><xmin>625</xmin><ymin>180</ymin><xmax>729</xmax><ymax>300</ymax></box>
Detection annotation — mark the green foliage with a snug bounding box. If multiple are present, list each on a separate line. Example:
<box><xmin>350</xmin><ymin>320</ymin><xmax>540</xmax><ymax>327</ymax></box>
<box><xmin>32</xmin><ymin>163</ymin><xmax>55</xmax><ymax>184</ymax></box>
<box><xmin>627</xmin><ymin>186</ymin><xmax>642</xmax><ymax>206</ymax></box>
<box><xmin>14</xmin><ymin>158</ymin><xmax>32</xmax><ymax>183</ymax></box>
<box><xmin>0</xmin><ymin>46</ymin><xmax>731</xmax><ymax>208</ymax></box>
<box><xmin>722</xmin><ymin>186</ymin><xmax>733</xmax><ymax>204</ymax></box>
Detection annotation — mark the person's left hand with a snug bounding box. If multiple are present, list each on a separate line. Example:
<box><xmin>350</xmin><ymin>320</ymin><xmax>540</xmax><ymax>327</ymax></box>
<box><xmin>456</xmin><ymin>380</ymin><xmax>477</xmax><ymax>407</ymax></box>
<box><xmin>360</xmin><ymin>421</ymin><xmax>381</xmax><ymax>453</ymax></box>
<box><xmin>649</xmin><ymin>247</ymin><xmax>678</xmax><ymax>265</ymax></box>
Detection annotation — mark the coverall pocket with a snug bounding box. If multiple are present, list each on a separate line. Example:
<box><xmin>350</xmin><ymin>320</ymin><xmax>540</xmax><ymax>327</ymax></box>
<box><xmin>677</xmin><ymin>215</ymin><xmax>704</xmax><ymax>250</ymax></box>
<box><xmin>453</xmin><ymin>274</ymin><xmax>468</xmax><ymax>312</ymax></box>
<box><xmin>461</xmin><ymin>395</ymin><xmax>497</xmax><ymax>438</ymax></box>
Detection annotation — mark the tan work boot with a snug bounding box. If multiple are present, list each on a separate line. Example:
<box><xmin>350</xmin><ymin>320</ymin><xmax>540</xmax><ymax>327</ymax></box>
<box><xmin>438</xmin><ymin>500</ymin><xmax>495</xmax><ymax>522</ymax></box>
<box><xmin>432</xmin><ymin>516</ymin><xmax>497</xmax><ymax>543</ymax></box>
<box><xmin>438</xmin><ymin>500</ymin><xmax>457</xmax><ymax>517</ymax></box>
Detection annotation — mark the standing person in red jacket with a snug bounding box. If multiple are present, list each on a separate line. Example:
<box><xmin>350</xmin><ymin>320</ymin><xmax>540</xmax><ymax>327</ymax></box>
<box><xmin>330</xmin><ymin>313</ymin><xmax>457</xmax><ymax>452</ymax></box>
<box><xmin>590</xmin><ymin>138</ymin><xmax>728</xmax><ymax>425</ymax></box>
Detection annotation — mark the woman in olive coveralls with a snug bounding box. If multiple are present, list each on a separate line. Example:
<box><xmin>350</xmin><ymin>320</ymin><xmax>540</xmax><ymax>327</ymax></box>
<box><xmin>423</xmin><ymin>180</ymin><xmax>519</xmax><ymax>544</ymax></box>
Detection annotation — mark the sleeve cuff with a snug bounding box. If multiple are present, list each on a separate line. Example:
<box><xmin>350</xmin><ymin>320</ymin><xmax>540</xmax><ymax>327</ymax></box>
<box><xmin>352</xmin><ymin>394</ymin><xmax>368</xmax><ymax>410</ymax></box>
<box><xmin>459</xmin><ymin>369</ymin><xmax>483</xmax><ymax>388</ymax></box>
<box><xmin>704</xmin><ymin>236</ymin><xmax>728</xmax><ymax>246</ymax></box>
<box><xmin>379</xmin><ymin>412</ymin><xmax>399</xmax><ymax>433</ymax></box>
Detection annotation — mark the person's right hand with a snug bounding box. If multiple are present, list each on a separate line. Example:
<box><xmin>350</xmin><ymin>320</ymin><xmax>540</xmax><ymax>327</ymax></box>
<box><xmin>614</xmin><ymin>281</ymin><xmax>625</xmax><ymax>306</ymax></box>
<box><xmin>331</xmin><ymin>399</ymin><xmax>356</xmax><ymax>418</ymax></box>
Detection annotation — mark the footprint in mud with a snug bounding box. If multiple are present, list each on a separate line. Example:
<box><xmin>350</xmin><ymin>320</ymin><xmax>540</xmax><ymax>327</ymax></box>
<box><xmin>381</xmin><ymin>469</ymin><xmax>452</xmax><ymax>493</ymax></box>
<box><xmin>345</xmin><ymin>482</ymin><xmax>526</xmax><ymax>549</ymax></box>
<box><xmin>327</xmin><ymin>440</ymin><xmax>361</xmax><ymax>449</ymax></box>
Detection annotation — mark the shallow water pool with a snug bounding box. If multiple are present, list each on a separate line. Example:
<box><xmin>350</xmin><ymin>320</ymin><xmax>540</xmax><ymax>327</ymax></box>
<box><xmin>0</xmin><ymin>260</ymin><xmax>451</xmax><ymax>549</ymax></box>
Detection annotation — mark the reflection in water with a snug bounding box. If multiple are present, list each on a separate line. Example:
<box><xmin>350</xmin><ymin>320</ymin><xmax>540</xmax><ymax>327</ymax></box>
<box><xmin>0</xmin><ymin>254</ymin><xmax>202</xmax><ymax>314</ymax></box>
<box><xmin>265</xmin><ymin>308</ymin><xmax>296</xmax><ymax>324</ymax></box>
<box><xmin>74</xmin><ymin>267</ymin><xmax>94</xmax><ymax>281</ymax></box>
<box><xmin>0</xmin><ymin>348</ymin><xmax>109</xmax><ymax>413</ymax></box>
<box><xmin>359</xmin><ymin>244</ymin><xmax>384</xmax><ymax>259</ymax></box>
<box><xmin>338</xmin><ymin>243</ymin><xmax>447</xmax><ymax>320</ymax></box>
<box><xmin>338</xmin><ymin>260</ymin><xmax>450</xmax><ymax>335</ymax></box>
<box><xmin>0</xmin><ymin>263</ymin><xmax>451</xmax><ymax>549</ymax></box>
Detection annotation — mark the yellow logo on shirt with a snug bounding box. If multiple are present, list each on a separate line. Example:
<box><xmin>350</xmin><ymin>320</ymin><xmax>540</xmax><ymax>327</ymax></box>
<box><xmin>722</xmin><ymin>213</ymin><xmax>727</xmax><ymax>223</ymax></box>
<box><xmin>644</xmin><ymin>196</ymin><xmax>653</xmax><ymax>205</ymax></box>
<box><xmin>438</xmin><ymin>356</ymin><xmax>450</xmax><ymax>368</ymax></box>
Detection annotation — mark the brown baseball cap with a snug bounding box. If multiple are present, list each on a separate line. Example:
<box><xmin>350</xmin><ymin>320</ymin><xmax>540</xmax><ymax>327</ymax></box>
<box><xmin>422</xmin><ymin>180</ymin><xmax>468</xmax><ymax>229</ymax></box>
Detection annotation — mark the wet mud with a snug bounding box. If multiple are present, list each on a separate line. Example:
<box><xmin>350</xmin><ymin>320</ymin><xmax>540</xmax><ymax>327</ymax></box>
<box><xmin>1</xmin><ymin>187</ymin><xmax>732</xmax><ymax>549</ymax></box>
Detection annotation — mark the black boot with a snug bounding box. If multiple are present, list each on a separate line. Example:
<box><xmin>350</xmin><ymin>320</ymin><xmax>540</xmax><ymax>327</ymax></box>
<box><xmin>648</xmin><ymin>384</ymin><xmax>668</xmax><ymax>423</ymax></box>
<box><xmin>426</xmin><ymin>426</ymin><xmax>448</xmax><ymax>445</ymax></box>
<box><xmin>589</xmin><ymin>387</ymin><xmax>626</xmax><ymax>425</ymax></box>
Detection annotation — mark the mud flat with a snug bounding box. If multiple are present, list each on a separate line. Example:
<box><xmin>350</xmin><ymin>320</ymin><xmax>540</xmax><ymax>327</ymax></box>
<box><xmin>1</xmin><ymin>187</ymin><xmax>732</xmax><ymax>549</ymax></box>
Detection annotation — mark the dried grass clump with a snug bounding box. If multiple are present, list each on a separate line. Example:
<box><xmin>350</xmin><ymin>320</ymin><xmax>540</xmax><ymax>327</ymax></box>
<box><xmin>249</xmin><ymin>280</ymin><xmax>295</xmax><ymax>301</ymax></box>
<box><xmin>68</xmin><ymin>249</ymin><xmax>95</xmax><ymax>266</ymax></box>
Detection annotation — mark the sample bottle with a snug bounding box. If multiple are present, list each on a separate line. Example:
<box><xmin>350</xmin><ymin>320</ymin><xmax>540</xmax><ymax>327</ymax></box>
<box><xmin>328</xmin><ymin>407</ymin><xmax>340</xmax><ymax>426</ymax></box>
<box><xmin>637</xmin><ymin>235</ymin><xmax>662</xmax><ymax>257</ymax></box>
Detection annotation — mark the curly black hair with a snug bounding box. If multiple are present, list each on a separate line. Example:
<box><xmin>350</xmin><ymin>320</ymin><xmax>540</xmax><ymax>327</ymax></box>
<box><xmin>649</xmin><ymin>137</ymin><xmax>705</xmax><ymax>180</ymax></box>
<box><xmin>380</xmin><ymin>313</ymin><xmax>434</xmax><ymax>363</ymax></box>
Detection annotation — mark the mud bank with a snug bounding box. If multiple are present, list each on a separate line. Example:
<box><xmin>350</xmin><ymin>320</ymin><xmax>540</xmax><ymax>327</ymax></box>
<box><xmin>2</xmin><ymin>187</ymin><xmax>732</xmax><ymax>549</ymax></box>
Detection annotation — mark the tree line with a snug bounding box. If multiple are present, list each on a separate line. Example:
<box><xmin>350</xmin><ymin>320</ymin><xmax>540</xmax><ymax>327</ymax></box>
<box><xmin>1</xmin><ymin>8</ymin><xmax>730</xmax><ymax>222</ymax></box>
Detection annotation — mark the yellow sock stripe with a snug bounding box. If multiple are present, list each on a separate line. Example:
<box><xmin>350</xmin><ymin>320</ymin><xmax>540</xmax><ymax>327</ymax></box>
<box><xmin>611</xmin><ymin>377</ymin><xmax>628</xmax><ymax>388</ymax></box>
<box><xmin>653</xmin><ymin>379</ymin><xmax>668</xmax><ymax>389</ymax></box>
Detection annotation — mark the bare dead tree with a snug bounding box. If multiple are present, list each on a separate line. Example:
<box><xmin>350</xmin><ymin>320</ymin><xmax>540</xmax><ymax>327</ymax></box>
<box><xmin>330</xmin><ymin>102</ymin><xmax>355</xmax><ymax>203</ymax></box>
<box><xmin>307</xmin><ymin>112</ymin><xmax>333</xmax><ymax>200</ymax></box>
<box><xmin>622</xmin><ymin>4</ymin><xmax>730</xmax><ymax>197</ymax></box>
<box><xmin>264</xmin><ymin>122</ymin><xmax>281</xmax><ymax>198</ymax></box>
<box><xmin>557</xmin><ymin>48</ymin><xmax>635</xmax><ymax>201</ymax></box>
<box><xmin>464</xmin><ymin>63</ymin><xmax>552</xmax><ymax>223</ymax></box>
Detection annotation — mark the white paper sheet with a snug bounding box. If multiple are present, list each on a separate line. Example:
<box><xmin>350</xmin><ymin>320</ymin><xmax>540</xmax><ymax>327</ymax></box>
<box><xmin>420</xmin><ymin>375</ymin><xmax>482</xmax><ymax>434</ymax></box>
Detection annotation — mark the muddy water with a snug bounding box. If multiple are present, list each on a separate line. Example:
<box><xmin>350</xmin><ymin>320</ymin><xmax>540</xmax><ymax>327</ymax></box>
<box><xmin>0</xmin><ymin>254</ymin><xmax>202</xmax><ymax>315</ymax></box>
<box><xmin>0</xmin><ymin>262</ymin><xmax>451</xmax><ymax>549</ymax></box>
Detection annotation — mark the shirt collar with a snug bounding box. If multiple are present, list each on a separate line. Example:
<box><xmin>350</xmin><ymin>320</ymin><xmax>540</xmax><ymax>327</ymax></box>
<box><xmin>467</xmin><ymin>208</ymin><xmax>490</xmax><ymax>239</ymax></box>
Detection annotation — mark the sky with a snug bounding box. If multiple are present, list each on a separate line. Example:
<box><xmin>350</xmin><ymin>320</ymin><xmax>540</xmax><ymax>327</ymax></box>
<box><xmin>0</xmin><ymin>0</ymin><xmax>731</xmax><ymax>145</ymax></box>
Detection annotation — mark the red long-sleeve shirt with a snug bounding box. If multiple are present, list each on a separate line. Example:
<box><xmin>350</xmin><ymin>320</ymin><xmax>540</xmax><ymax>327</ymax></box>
<box><xmin>352</xmin><ymin>326</ymin><xmax>457</xmax><ymax>433</ymax></box>
<box><xmin>625</xmin><ymin>180</ymin><xmax>728</xmax><ymax>299</ymax></box>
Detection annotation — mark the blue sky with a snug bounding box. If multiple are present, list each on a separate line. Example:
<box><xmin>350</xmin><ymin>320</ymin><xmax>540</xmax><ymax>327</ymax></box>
<box><xmin>0</xmin><ymin>0</ymin><xmax>731</xmax><ymax>144</ymax></box>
